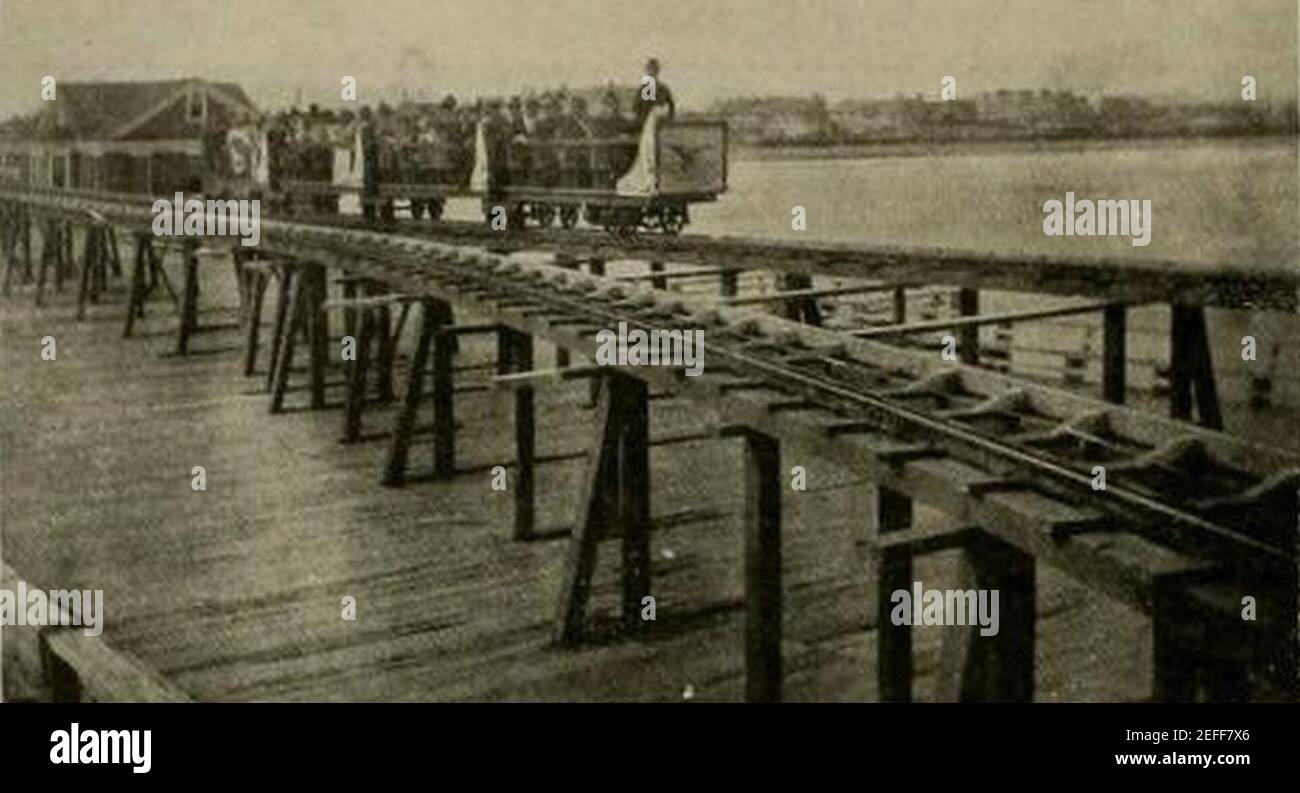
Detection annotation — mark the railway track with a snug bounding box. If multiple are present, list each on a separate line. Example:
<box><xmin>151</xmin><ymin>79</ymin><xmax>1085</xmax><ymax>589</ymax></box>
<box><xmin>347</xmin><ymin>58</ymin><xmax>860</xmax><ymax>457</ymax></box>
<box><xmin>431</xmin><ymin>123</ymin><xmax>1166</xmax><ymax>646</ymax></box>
<box><xmin>8</xmin><ymin>184</ymin><xmax>1298</xmax><ymax>311</ymax></box>
<box><xmin>3</xmin><ymin>185</ymin><xmax>1298</xmax><ymax>699</ymax></box>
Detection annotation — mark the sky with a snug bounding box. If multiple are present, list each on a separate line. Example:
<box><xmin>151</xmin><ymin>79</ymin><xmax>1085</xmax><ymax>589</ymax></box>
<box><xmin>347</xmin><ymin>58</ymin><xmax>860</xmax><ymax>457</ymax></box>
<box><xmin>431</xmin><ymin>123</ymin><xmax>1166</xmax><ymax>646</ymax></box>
<box><xmin>1</xmin><ymin>0</ymin><xmax>1296</xmax><ymax>119</ymax></box>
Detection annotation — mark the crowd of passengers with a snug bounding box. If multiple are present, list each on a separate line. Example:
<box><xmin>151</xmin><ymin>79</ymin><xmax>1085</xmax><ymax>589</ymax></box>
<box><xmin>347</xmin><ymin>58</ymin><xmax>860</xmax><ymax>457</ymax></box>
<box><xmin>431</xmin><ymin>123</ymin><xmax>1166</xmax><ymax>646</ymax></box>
<box><xmin>235</xmin><ymin>72</ymin><xmax>673</xmax><ymax>192</ymax></box>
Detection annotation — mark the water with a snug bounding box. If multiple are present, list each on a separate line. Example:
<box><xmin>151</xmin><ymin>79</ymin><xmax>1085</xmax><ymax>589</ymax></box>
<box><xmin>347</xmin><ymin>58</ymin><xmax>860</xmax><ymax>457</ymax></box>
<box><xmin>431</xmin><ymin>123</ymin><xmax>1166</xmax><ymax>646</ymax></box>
<box><xmin>692</xmin><ymin>137</ymin><xmax>1298</xmax><ymax>269</ymax></box>
<box><xmin>688</xmin><ymin>137</ymin><xmax>1300</xmax><ymax>413</ymax></box>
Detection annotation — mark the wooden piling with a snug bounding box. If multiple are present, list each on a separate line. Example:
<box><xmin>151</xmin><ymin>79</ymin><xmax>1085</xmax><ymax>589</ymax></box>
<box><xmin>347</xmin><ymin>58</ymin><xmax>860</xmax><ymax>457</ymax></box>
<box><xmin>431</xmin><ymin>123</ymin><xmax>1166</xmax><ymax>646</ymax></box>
<box><xmin>743</xmin><ymin>431</ymin><xmax>782</xmax><ymax>703</ymax></box>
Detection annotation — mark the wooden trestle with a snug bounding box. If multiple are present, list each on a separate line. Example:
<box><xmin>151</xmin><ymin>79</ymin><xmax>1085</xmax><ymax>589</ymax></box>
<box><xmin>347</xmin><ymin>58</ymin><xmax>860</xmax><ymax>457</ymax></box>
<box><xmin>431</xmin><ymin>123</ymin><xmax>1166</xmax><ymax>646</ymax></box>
<box><xmin>1</xmin><ymin>187</ymin><xmax>1297</xmax><ymax>703</ymax></box>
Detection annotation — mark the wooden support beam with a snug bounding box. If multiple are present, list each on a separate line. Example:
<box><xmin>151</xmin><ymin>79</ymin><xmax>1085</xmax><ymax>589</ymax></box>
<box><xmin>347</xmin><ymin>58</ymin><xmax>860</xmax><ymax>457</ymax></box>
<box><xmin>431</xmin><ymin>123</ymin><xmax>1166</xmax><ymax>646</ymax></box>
<box><xmin>342</xmin><ymin>306</ymin><xmax>374</xmax><ymax>444</ymax></box>
<box><xmin>241</xmin><ymin>264</ymin><xmax>270</xmax><ymax>375</ymax></box>
<box><xmin>892</xmin><ymin>286</ymin><xmax>907</xmax><ymax>324</ymax></box>
<box><xmin>265</xmin><ymin>263</ymin><xmax>294</xmax><ymax>391</ymax></box>
<box><xmin>306</xmin><ymin>264</ymin><xmax>329</xmax><ymax>410</ymax></box>
<box><xmin>431</xmin><ymin>302</ymin><xmax>457</xmax><ymax>478</ymax></box>
<box><xmin>34</xmin><ymin>219</ymin><xmax>54</xmax><ymax>307</ymax></box>
<box><xmin>269</xmin><ymin>265</ymin><xmax>305</xmax><ymax>413</ymax></box>
<box><xmin>616</xmin><ymin>266</ymin><xmax>734</xmax><ymax>283</ymax></box>
<box><xmin>383</xmin><ymin>299</ymin><xmax>442</xmax><ymax>485</ymax></box>
<box><xmin>619</xmin><ymin>375</ymin><xmax>652</xmax><ymax>632</ymax></box>
<box><xmin>1169</xmin><ymin>304</ymin><xmax>1223</xmax><ymax>430</ymax></box>
<box><xmin>492</xmin><ymin>365</ymin><xmax>604</xmax><ymax>389</ymax></box>
<box><xmin>1169</xmin><ymin>304</ymin><xmax>1195</xmax><ymax>422</ymax></box>
<box><xmin>1151</xmin><ymin>575</ymin><xmax>1197</xmax><ymax>702</ymax></box>
<box><xmin>934</xmin><ymin>532</ymin><xmax>1035</xmax><ymax>702</ymax></box>
<box><xmin>75</xmin><ymin>225</ymin><xmax>98</xmax><ymax>320</ymax></box>
<box><xmin>122</xmin><ymin>235</ymin><xmax>148</xmax><ymax>337</ymax></box>
<box><xmin>649</xmin><ymin>260</ymin><xmax>667</xmax><ymax>290</ymax></box>
<box><xmin>498</xmin><ymin>328</ymin><xmax>536</xmax><ymax>540</ymax></box>
<box><xmin>553</xmin><ymin>373</ymin><xmax>652</xmax><ymax>644</ymax></box>
<box><xmin>854</xmin><ymin>299</ymin><xmax>1116</xmax><ymax>338</ymax></box>
<box><xmin>870</xmin><ymin>485</ymin><xmax>914</xmax><ymax>702</ymax></box>
<box><xmin>555</xmin><ymin>373</ymin><xmax>622</xmax><ymax>645</ymax></box>
<box><xmin>723</xmin><ymin>283</ymin><xmax>896</xmax><ymax>306</ymax></box>
<box><xmin>20</xmin><ymin>207</ymin><xmax>32</xmax><ymax>282</ymax></box>
<box><xmin>175</xmin><ymin>240</ymin><xmax>199</xmax><ymax>355</ymax></box>
<box><xmin>1103</xmin><ymin>303</ymin><xmax>1127</xmax><ymax>404</ymax></box>
<box><xmin>743</xmin><ymin>431</ymin><xmax>783</xmax><ymax>703</ymax></box>
<box><xmin>373</xmin><ymin>303</ymin><xmax>396</xmax><ymax>403</ymax></box>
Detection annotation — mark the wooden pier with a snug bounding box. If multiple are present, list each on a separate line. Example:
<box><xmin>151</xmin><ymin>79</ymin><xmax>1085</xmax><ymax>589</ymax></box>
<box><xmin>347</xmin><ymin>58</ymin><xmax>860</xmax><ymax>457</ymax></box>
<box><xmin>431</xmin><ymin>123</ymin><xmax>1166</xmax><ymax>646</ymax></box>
<box><xmin>1</xmin><ymin>187</ymin><xmax>1297</xmax><ymax>703</ymax></box>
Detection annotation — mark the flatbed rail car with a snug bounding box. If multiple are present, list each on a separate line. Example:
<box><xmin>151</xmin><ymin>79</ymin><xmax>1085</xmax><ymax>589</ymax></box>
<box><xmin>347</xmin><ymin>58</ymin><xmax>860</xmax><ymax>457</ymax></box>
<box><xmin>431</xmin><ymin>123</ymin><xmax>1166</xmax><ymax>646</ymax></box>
<box><xmin>259</xmin><ymin>117</ymin><xmax>728</xmax><ymax>233</ymax></box>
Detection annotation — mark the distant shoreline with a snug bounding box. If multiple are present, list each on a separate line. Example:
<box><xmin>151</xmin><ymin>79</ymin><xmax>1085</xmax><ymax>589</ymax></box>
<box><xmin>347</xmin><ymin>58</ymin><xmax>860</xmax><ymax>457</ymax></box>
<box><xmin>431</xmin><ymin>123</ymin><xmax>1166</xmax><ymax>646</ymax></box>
<box><xmin>729</xmin><ymin>133</ymin><xmax>1297</xmax><ymax>162</ymax></box>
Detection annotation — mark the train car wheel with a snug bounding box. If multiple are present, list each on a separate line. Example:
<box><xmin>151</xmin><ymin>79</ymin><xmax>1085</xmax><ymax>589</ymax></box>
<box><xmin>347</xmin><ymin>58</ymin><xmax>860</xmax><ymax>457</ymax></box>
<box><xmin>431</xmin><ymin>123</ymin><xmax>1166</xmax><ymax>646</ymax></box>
<box><xmin>534</xmin><ymin>202</ymin><xmax>557</xmax><ymax>228</ymax></box>
<box><xmin>559</xmin><ymin>205</ymin><xmax>579</xmax><ymax>229</ymax></box>
<box><xmin>380</xmin><ymin>200</ymin><xmax>396</xmax><ymax>223</ymax></box>
<box><xmin>410</xmin><ymin>201</ymin><xmax>425</xmax><ymax>220</ymax></box>
<box><xmin>659</xmin><ymin>205</ymin><xmax>687</xmax><ymax>236</ymax></box>
<box><xmin>428</xmin><ymin>199</ymin><xmax>445</xmax><ymax>222</ymax></box>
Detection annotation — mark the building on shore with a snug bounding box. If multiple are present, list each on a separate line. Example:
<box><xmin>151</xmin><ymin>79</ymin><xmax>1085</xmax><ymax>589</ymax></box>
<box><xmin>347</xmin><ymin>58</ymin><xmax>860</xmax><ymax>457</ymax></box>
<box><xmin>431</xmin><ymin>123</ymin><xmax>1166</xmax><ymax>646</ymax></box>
<box><xmin>0</xmin><ymin>78</ymin><xmax>256</xmax><ymax>193</ymax></box>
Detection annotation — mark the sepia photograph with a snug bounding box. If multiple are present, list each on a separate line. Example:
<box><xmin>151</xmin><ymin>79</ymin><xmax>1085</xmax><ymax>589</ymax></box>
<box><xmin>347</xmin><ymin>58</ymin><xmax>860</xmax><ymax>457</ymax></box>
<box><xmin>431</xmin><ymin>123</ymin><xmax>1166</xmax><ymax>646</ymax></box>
<box><xmin>0</xmin><ymin>0</ymin><xmax>1297</xmax><ymax>745</ymax></box>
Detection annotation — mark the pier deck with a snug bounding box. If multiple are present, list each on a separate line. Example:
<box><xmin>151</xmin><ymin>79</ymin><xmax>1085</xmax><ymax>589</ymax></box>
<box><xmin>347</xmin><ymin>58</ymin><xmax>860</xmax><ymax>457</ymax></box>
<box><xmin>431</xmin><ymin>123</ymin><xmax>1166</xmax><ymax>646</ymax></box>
<box><xmin>1</xmin><ymin>264</ymin><xmax>1162</xmax><ymax>702</ymax></box>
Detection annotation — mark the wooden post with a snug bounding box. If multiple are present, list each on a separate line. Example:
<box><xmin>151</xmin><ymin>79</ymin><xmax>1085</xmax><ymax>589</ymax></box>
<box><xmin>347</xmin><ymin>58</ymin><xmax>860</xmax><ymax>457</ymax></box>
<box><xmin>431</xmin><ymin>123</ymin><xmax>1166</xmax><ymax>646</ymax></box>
<box><xmin>242</xmin><ymin>268</ymin><xmax>269</xmax><ymax>375</ymax></box>
<box><xmin>1103</xmin><ymin>304</ymin><xmax>1127</xmax><ymax>404</ymax></box>
<box><xmin>21</xmin><ymin>207</ymin><xmax>33</xmax><ymax>283</ymax></box>
<box><xmin>1169</xmin><ymin>304</ymin><xmax>1222</xmax><ymax>429</ymax></box>
<box><xmin>619</xmin><ymin>375</ymin><xmax>651</xmax><ymax>631</ymax></box>
<box><xmin>55</xmin><ymin>221</ymin><xmax>68</xmax><ymax>293</ymax></box>
<box><xmin>554</xmin><ymin>373</ymin><xmax>620</xmax><ymax>645</ymax></box>
<box><xmin>1151</xmin><ymin>576</ymin><xmax>1197</xmax><ymax>702</ymax></box>
<box><xmin>957</xmin><ymin>288</ymin><xmax>979</xmax><ymax>365</ymax></box>
<box><xmin>306</xmin><ymin>265</ymin><xmax>329</xmax><ymax>410</ymax></box>
<box><xmin>105</xmin><ymin>226</ymin><xmax>122</xmax><ymax>278</ymax></box>
<box><xmin>649</xmin><ymin>260</ymin><xmax>667</xmax><ymax>290</ymax></box>
<box><xmin>76</xmin><ymin>226</ymin><xmax>96</xmax><ymax>320</ymax></box>
<box><xmin>176</xmin><ymin>241</ymin><xmax>200</xmax><ymax>355</ymax></box>
<box><xmin>123</xmin><ymin>236</ymin><xmax>148</xmax><ymax>337</ymax></box>
<box><xmin>342</xmin><ymin>307</ymin><xmax>373</xmax><ymax>443</ymax></box>
<box><xmin>892</xmin><ymin>286</ymin><xmax>907</xmax><ymax>325</ymax></box>
<box><xmin>1</xmin><ymin>203</ymin><xmax>13</xmax><ymax>296</ymax></box>
<box><xmin>35</xmin><ymin>219</ymin><xmax>53</xmax><ymax>307</ymax></box>
<box><xmin>374</xmin><ymin>303</ymin><xmax>396</xmax><ymax>403</ymax></box>
<box><xmin>431</xmin><ymin>314</ymin><xmax>457</xmax><ymax>479</ymax></box>
<box><xmin>1169</xmin><ymin>304</ymin><xmax>1194</xmax><ymax>421</ymax></box>
<box><xmin>266</xmin><ymin>264</ymin><xmax>294</xmax><ymax>390</ymax></box>
<box><xmin>269</xmin><ymin>266</ymin><xmax>305</xmax><ymax>413</ymax></box>
<box><xmin>934</xmin><ymin>533</ymin><xmax>1036</xmax><ymax>702</ymax></box>
<box><xmin>743</xmin><ymin>431</ymin><xmax>782</xmax><ymax>703</ymax></box>
<box><xmin>554</xmin><ymin>372</ymin><xmax>649</xmax><ymax>645</ymax></box>
<box><xmin>720</xmin><ymin>269</ymin><xmax>738</xmax><ymax>298</ymax></box>
<box><xmin>383</xmin><ymin>300</ymin><xmax>436</xmax><ymax>485</ymax></box>
<box><xmin>870</xmin><ymin>485</ymin><xmax>914</xmax><ymax>702</ymax></box>
<box><xmin>1188</xmin><ymin>307</ymin><xmax>1222</xmax><ymax>430</ymax></box>
<box><xmin>498</xmin><ymin>329</ymin><xmax>536</xmax><ymax>540</ymax></box>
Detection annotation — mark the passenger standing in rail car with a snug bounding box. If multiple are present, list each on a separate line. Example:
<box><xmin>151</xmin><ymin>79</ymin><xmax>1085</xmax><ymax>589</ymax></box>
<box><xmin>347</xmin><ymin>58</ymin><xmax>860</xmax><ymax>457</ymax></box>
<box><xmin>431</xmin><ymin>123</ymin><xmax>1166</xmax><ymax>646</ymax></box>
<box><xmin>634</xmin><ymin>58</ymin><xmax>676</xmax><ymax>128</ymax></box>
<box><xmin>359</xmin><ymin>106</ymin><xmax>379</xmax><ymax>220</ymax></box>
<box><xmin>483</xmin><ymin>98</ymin><xmax>513</xmax><ymax>199</ymax></box>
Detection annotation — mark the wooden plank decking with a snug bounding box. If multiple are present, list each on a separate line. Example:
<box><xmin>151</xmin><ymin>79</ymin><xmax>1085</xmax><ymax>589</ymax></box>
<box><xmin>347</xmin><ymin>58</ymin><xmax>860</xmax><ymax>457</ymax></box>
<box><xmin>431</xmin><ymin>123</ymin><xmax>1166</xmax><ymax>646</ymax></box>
<box><xmin>0</xmin><ymin>241</ymin><xmax>1209</xmax><ymax>701</ymax></box>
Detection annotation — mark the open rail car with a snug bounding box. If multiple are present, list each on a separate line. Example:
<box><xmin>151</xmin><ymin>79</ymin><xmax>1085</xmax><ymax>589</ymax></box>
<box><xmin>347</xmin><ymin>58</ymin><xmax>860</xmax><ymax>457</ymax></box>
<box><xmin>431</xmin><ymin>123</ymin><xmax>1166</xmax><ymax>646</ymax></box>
<box><xmin>220</xmin><ymin>113</ymin><xmax>728</xmax><ymax>234</ymax></box>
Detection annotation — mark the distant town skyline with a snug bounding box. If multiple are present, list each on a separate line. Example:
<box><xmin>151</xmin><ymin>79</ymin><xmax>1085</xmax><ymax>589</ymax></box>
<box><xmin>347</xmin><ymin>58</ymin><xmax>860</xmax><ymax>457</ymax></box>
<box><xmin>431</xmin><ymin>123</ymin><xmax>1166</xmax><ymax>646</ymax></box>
<box><xmin>1</xmin><ymin>0</ymin><xmax>1295</xmax><ymax>119</ymax></box>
